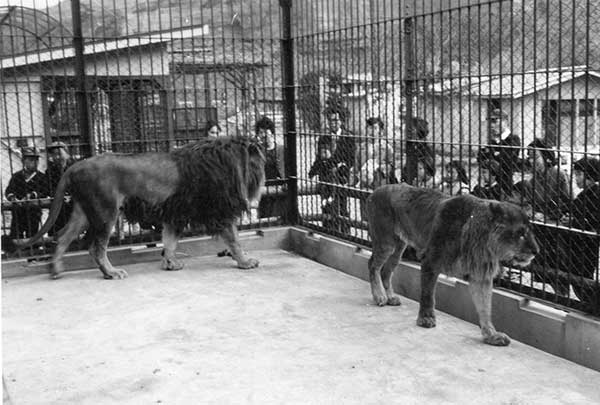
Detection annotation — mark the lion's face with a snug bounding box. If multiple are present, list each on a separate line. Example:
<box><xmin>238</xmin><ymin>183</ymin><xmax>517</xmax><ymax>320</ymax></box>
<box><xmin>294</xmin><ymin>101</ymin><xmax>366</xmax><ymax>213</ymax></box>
<box><xmin>490</xmin><ymin>203</ymin><xmax>539</xmax><ymax>267</ymax></box>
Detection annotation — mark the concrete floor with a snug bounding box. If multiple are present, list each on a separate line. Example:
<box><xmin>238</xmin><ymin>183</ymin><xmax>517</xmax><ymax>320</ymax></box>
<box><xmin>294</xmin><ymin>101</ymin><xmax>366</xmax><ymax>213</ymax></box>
<box><xmin>3</xmin><ymin>249</ymin><xmax>600</xmax><ymax>405</ymax></box>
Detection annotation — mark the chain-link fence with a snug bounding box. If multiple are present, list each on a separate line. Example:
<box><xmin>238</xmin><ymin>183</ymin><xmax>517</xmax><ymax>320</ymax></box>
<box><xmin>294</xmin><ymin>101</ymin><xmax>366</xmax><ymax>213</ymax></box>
<box><xmin>1</xmin><ymin>0</ymin><xmax>599</xmax><ymax>316</ymax></box>
<box><xmin>1</xmin><ymin>0</ymin><xmax>287</xmax><ymax>256</ymax></box>
<box><xmin>294</xmin><ymin>0</ymin><xmax>599</xmax><ymax>316</ymax></box>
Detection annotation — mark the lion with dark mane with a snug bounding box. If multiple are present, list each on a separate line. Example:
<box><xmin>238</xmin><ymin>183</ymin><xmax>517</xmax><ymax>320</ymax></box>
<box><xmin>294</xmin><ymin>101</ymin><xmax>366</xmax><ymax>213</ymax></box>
<box><xmin>15</xmin><ymin>136</ymin><xmax>266</xmax><ymax>280</ymax></box>
<box><xmin>367</xmin><ymin>184</ymin><xmax>539</xmax><ymax>346</ymax></box>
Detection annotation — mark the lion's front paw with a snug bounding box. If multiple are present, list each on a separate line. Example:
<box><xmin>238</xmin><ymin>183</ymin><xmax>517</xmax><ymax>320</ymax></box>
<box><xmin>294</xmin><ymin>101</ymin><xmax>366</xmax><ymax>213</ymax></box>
<box><xmin>237</xmin><ymin>258</ymin><xmax>259</xmax><ymax>269</ymax></box>
<box><xmin>50</xmin><ymin>263</ymin><xmax>64</xmax><ymax>279</ymax></box>
<box><xmin>104</xmin><ymin>268</ymin><xmax>128</xmax><ymax>280</ymax></box>
<box><xmin>416</xmin><ymin>315</ymin><xmax>436</xmax><ymax>328</ymax></box>
<box><xmin>161</xmin><ymin>257</ymin><xmax>184</xmax><ymax>271</ymax></box>
<box><xmin>372</xmin><ymin>293</ymin><xmax>388</xmax><ymax>307</ymax></box>
<box><xmin>386</xmin><ymin>294</ymin><xmax>402</xmax><ymax>306</ymax></box>
<box><xmin>483</xmin><ymin>332</ymin><xmax>511</xmax><ymax>346</ymax></box>
<box><xmin>50</xmin><ymin>272</ymin><xmax>63</xmax><ymax>280</ymax></box>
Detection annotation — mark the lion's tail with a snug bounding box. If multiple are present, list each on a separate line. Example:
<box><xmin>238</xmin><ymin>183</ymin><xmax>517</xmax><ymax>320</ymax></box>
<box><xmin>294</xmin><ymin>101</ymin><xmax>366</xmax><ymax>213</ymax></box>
<box><xmin>13</xmin><ymin>170</ymin><xmax>71</xmax><ymax>248</ymax></box>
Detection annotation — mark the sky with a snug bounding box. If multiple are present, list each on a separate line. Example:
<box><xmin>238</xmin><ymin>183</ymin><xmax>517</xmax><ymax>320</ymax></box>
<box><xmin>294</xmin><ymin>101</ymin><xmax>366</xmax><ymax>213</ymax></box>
<box><xmin>0</xmin><ymin>0</ymin><xmax>62</xmax><ymax>8</ymax></box>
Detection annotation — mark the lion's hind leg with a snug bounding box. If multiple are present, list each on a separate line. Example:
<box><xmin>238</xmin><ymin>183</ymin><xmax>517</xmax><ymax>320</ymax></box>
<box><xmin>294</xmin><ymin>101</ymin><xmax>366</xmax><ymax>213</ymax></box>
<box><xmin>220</xmin><ymin>222</ymin><xmax>259</xmax><ymax>269</ymax></box>
<box><xmin>88</xmin><ymin>214</ymin><xmax>128</xmax><ymax>280</ymax></box>
<box><xmin>468</xmin><ymin>276</ymin><xmax>510</xmax><ymax>346</ymax></box>
<box><xmin>368</xmin><ymin>244</ymin><xmax>396</xmax><ymax>306</ymax></box>
<box><xmin>380</xmin><ymin>242</ymin><xmax>406</xmax><ymax>306</ymax></box>
<box><xmin>51</xmin><ymin>203</ymin><xmax>88</xmax><ymax>279</ymax></box>
<box><xmin>161</xmin><ymin>223</ymin><xmax>183</xmax><ymax>271</ymax></box>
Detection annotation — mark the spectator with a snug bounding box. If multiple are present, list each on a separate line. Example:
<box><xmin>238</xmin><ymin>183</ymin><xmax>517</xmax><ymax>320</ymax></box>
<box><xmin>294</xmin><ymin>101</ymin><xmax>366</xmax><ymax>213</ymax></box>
<box><xmin>4</xmin><ymin>147</ymin><xmax>48</xmax><ymax>239</ymax></box>
<box><xmin>204</xmin><ymin>120</ymin><xmax>221</xmax><ymax>138</ymax></box>
<box><xmin>309</xmin><ymin>137</ymin><xmax>350</xmax><ymax>233</ymax></box>
<box><xmin>352</xmin><ymin>117</ymin><xmax>396</xmax><ymax>219</ymax></box>
<box><xmin>440</xmin><ymin>160</ymin><xmax>470</xmax><ymax>196</ymax></box>
<box><xmin>561</xmin><ymin>157</ymin><xmax>600</xmax><ymax>232</ymax></box>
<box><xmin>353</xmin><ymin>117</ymin><xmax>396</xmax><ymax>188</ymax></box>
<box><xmin>472</xmin><ymin>159</ymin><xmax>503</xmax><ymax>200</ymax></box>
<box><xmin>477</xmin><ymin>108</ymin><xmax>521</xmax><ymax>196</ymax></box>
<box><xmin>521</xmin><ymin>138</ymin><xmax>570</xmax><ymax>221</ymax></box>
<box><xmin>404</xmin><ymin>117</ymin><xmax>434</xmax><ymax>184</ymax></box>
<box><xmin>321</xmin><ymin>104</ymin><xmax>356</xmax><ymax>169</ymax></box>
<box><xmin>415</xmin><ymin>156</ymin><xmax>436</xmax><ymax>189</ymax></box>
<box><xmin>314</xmin><ymin>104</ymin><xmax>355</xmax><ymax>233</ymax></box>
<box><xmin>254</xmin><ymin>116</ymin><xmax>286</xmax><ymax>220</ymax></box>
<box><xmin>45</xmin><ymin>141</ymin><xmax>75</xmax><ymax>236</ymax></box>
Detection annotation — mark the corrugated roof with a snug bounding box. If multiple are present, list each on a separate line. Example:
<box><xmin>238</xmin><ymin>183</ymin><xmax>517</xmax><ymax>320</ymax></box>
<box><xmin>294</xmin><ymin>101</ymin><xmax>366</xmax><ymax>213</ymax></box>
<box><xmin>429</xmin><ymin>67</ymin><xmax>600</xmax><ymax>98</ymax></box>
<box><xmin>0</xmin><ymin>25</ymin><xmax>209</xmax><ymax>70</ymax></box>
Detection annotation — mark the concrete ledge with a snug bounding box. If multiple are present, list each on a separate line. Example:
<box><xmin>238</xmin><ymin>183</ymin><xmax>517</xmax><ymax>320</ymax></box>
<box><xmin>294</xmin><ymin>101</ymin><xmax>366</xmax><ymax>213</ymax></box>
<box><xmin>1</xmin><ymin>227</ymin><xmax>291</xmax><ymax>279</ymax></box>
<box><xmin>287</xmin><ymin>227</ymin><xmax>600</xmax><ymax>372</ymax></box>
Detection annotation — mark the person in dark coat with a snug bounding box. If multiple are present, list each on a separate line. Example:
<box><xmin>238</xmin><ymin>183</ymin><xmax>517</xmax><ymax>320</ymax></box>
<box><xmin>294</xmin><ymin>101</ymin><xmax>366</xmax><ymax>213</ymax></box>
<box><xmin>309</xmin><ymin>138</ymin><xmax>350</xmax><ymax>232</ymax></box>
<box><xmin>254</xmin><ymin>116</ymin><xmax>287</xmax><ymax>220</ymax></box>
<box><xmin>314</xmin><ymin>104</ymin><xmax>355</xmax><ymax>233</ymax></box>
<box><xmin>520</xmin><ymin>138</ymin><xmax>570</xmax><ymax>220</ymax></box>
<box><xmin>477</xmin><ymin>108</ymin><xmax>522</xmax><ymax>196</ymax></box>
<box><xmin>533</xmin><ymin>156</ymin><xmax>600</xmax><ymax>304</ymax></box>
<box><xmin>45</xmin><ymin>141</ymin><xmax>76</xmax><ymax>236</ymax></box>
<box><xmin>4</xmin><ymin>147</ymin><xmax>48</xmax><ymax>239</ymax></box>
<box><xmin>563</xmin><ymin>157</ymin><xmax>600</xmax><ymax>232</ymax></box>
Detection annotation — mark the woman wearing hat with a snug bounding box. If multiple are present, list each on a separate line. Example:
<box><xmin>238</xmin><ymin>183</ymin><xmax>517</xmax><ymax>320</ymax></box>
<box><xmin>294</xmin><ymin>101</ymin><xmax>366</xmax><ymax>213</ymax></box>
<box><xmin>562</xmin><ymin>157</ymin><xmax>600</xmax><ymax>232</ymax></box>
<box><xmin>4</xmin><ymin>147</ymin><xmax>49</xmax><ymax>239</ymax></box>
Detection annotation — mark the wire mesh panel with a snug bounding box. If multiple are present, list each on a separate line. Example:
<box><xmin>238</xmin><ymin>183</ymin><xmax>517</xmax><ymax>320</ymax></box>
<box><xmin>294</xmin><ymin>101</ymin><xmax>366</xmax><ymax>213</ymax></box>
<box><xmin>1</xmin><ymin>0</ymin><xmax>287</xmax><ymax>258</ymax></box>
<box><xmin>292</xmin><ymin>0</ymin><xmax>599</xmax><ymax>316</ymax></box>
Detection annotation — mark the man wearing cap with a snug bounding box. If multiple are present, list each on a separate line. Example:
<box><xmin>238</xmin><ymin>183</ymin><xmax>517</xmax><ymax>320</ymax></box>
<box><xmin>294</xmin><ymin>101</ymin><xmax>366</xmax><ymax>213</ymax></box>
<box><xmin>4</xmin><ymin>147</ymin><xmax>49</xmax><ymax>239</ymax></box>
<box><xmin>46</xmin><ymin>141</ymin><xmax>75</xmax><ymax>236</ymax></box>
<box><xmin>477</xmin><ymin>108</ymin><xmax>521</xmax><ymax>196</ymax></box>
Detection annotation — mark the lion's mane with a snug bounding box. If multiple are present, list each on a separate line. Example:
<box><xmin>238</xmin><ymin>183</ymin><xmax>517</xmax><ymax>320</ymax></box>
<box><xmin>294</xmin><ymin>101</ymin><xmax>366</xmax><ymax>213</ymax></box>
<box><xmin>124</xmin><ymin>136</ymin><xmax>265</xmax><ymax>234</ymax></box>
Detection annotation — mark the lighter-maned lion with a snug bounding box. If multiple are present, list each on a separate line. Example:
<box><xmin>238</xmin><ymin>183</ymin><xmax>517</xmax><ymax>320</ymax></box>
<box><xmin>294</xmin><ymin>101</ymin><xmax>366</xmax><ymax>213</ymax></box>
<box><xmin>15</xmin><ymin>136</ymin><xmax>266</xmax><ymax>279</ymax></box>
<box><xmin>367</xmin><ymin>184</ymin><xmax>539</xmax><ymax>346</ymax></box>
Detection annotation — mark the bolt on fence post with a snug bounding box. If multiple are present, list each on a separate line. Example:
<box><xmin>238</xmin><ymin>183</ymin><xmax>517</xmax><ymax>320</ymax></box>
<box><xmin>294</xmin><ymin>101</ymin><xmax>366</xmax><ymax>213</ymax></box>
<box><xmin>280</xmin><ymin>0</ymin><xmax>299</xmax><ymax>225</ymax></box>
<box><xmin>70</xmin><ymin>0</ymin><xmax>94</xmax><ymax>157</ymax></box>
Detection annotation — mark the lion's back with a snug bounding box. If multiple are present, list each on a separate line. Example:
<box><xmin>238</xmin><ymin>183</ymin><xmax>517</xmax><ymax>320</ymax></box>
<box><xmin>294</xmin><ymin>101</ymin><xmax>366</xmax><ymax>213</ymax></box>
<box><xmin>367</xmin><ymin>184</ymin><xmax>448</xmax><ymax>251</ymax></box>
<box><xmin>66</xmin><ymin>152</ymin><xmax>179</xmax><ymax>203</ymax></box>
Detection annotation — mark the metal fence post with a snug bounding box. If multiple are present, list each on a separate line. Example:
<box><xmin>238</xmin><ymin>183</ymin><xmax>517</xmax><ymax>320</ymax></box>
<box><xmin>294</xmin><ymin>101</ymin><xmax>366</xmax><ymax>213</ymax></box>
<box><xmin>403</xmin><ymin>10</ymin><xmax>416</xmax><ymax>185</ymax></box>
<box><xmin>70</xmin><ymin>0</ymin><xmax>93</xmax><ymax>156</ymax></box>
<box><xmin>280</xmin><ymin>0</ymin><xmax>299</xmax><ymax>225</ymax></box>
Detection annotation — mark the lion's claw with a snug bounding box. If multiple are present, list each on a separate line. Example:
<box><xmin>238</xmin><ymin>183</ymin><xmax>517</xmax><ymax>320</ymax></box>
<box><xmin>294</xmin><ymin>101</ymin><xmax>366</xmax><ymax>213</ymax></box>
<box><xmin>483</xmin><ymin>332</ymin><xmax>511</xmax><ymax>346</ymax></box>
<box><xmin>416</xmin><ymin>315</ymin><xmax>436</xmax><ymax>328</ymax></box>
<box><xmin>236</xmin><ymin>258</ymin><xmax>259</xmax><ymax>269</ymax></box>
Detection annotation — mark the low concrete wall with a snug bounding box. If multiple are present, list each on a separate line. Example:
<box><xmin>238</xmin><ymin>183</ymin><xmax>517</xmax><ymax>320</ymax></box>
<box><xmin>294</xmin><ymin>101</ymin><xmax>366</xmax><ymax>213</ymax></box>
<box><xmin>287</xmin><ymin>227</ymin><xmax>600</xmax><ymax>372</ymax></box>
<box><xmin>1</xmin><ymin>227</ymin><xmax>291</xmax><ymax>279</ymax></box>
